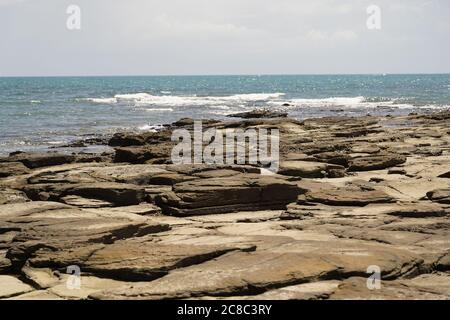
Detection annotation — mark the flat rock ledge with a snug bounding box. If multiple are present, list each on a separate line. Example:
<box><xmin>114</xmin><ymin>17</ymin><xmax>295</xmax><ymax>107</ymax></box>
<box><xmin>1</xmin><ymin>111</ymin><xmax>450</xmax><ymax>300</ymax></box>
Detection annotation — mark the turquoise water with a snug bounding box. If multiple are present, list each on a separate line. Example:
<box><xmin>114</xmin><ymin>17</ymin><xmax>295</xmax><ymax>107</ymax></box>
<box><xmin>0</xmin><ymin>74</ymin><xmax>449</xmax><ymax>155</ymax></box>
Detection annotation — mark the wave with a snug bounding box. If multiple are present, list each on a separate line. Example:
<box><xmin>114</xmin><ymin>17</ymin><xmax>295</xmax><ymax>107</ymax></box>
<box><xmin>84</xmin><ymin>93</ymin><xmax>449</xmax><ymax>111</ymax></box>
<box><xmin>85</xmin><ymin>97</ymin><xmax>117</xmax><ymax>104</ymax></box>
<box><xmin>84</xmin><ymin>92</ymin><xmax>285</xmax><ymax>107</ymax></box>
<box><xmin>270</xmin><ymin>96</ymin><xmax>450</xmax><ymax>110</ymax></box>
<box><xmin>143</xmin><ymin>108</ymin><xmax>174</xmax><ymax>112</ymax></box>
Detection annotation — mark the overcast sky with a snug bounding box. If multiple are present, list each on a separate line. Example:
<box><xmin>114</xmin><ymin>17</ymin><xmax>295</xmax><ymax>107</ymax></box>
<box><xmin>1</xmin><ymin>0</ymin><xmax>449</xmax><ymax>76</ymax></box>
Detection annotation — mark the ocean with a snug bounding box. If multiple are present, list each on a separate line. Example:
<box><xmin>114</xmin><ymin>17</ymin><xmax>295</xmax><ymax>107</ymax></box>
<box><xmin>0</xmin><ymin>74</ymin><xmax>449</xmax><ymax>155</ymax></box>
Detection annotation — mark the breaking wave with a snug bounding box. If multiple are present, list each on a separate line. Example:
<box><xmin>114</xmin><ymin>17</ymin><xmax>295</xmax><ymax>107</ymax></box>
<box><xmin>84</xmin><ymin>92</ymin><xmax>285</xmax><ymax>107</ymax></box>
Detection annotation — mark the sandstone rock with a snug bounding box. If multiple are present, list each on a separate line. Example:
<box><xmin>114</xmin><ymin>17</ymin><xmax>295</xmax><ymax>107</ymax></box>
<box><xmin>50</xmin><ymin>240</ymin><xmax>255</xmax><ymax>281</ymax></box>
<box><xmin>0</xmin><ymin>162</ymin><xmax>30</xmax><ymax>177</ymax></box>
<box><xmin>0</xmin><ymin>188</ymin><xmax>29</xmax><ymax>205</ymax></box>
<box><xmin>6</xmin><ymin>290</ymin><xmax>63</xmax><ymax>300</ymax></box>
<box><xmin>114</xmin><ymin>145</ymin><xmax>172</xmax><ymax>164</ymax></box>
<box><xmin>388</xmin><ymin>168</ymin><xmax>407</xmax><ymax>175</ymax></box>
<box><xmin>107</xmin><ymin>204</ymin><xmax>162</xmax><ymax>216</ymax></box>
<box><xmin>278</xmin><ymin>161</ymin><xmax>346</xmax><ymax>178</ymax></box>
<box><xmin>349</xmin><ymin>154</ymin><xmax>407</xmax><ymax>171</ymax></box>
<box><xmin>0</xmin><ymin>275</ymin><xmax>34</xmax><ymax>298</ymax></box>
<box><xmin>426</xmin><ymin>189</ymin><xmax>450</xmax><ymax>204</ymax></box>
<box><xmin>438</xmin><ymin>171</ymin><xmax>450</xmax><ymax>178</ymax></box>
<box><xmin>0</xmin><ymin>202</ymin><xmax>170</xmax><ymax>270</ymax></box>
<box><xmin>60</xmin><ymin>195</ymin><xmax>114</xmax><ymax>208</ymax></box>
<box><xmin>238</xmin><ymin>281</ymin><xmax>341</xmax><ymax>300</ymax></box>
<box><xmin>63</xmin><ymin>183</ymin><xmax>146</xmax><ymax>206</ymax></box>
<box><xmin>7</xmin><ymin>152</ymin><xmax>77</xmax><ymax>169</ymax></box>
<box><xmin>0</xmin><ymin>250</ymin><xmax>12</xmax><ymax>272</ymax></box>
<box><xmin>109</xmin><ymin>132</ymin><xmax>145</xmax><ymax>147</ymax></box>
<box><xmin>304</xmin><ymin>186</ymin><xmax>394</xmax><ymax>206</ymax></box>
<box><xmin>383</xmin><ymin>203</ymin><xmax>447</xmax><ymax>218</ymax></box>
<box><xmin>156</xmin><ymin>174</ymin><xmax>302</xmax><ymax>216</ymax></box>
<box><xmin>329</xmin><ymin>276</ymin><xmax>447</xmax><ymax>300</ymax></box>
<box><xmin>334</xmin><ymin>127</ymin><xmax>380</xmax><ymax>138</ymax></box>
<box><xmin>23</xmin><ymin>182</ymin><xmax>146</xmax><ymax>206</ymax></box>
<box><xmin>91</xmin><ymin>251</ymin><xmax>339</xmax><ymax>299</ymax></box>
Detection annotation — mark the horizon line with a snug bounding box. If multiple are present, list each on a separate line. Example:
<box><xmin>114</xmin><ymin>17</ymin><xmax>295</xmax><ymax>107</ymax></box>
<box><xmin>1</xmin><ymin>72</ymin><xmax>450</xmax><ymax>78</ymax></box>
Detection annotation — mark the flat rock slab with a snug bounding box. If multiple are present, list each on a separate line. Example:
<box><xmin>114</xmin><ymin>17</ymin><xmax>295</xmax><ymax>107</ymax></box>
<box><xmin>0</xmin><ymin>202</ymin><xmax>170</xmax><ymax>270</ymax></box>
<box><xmin>304</xmin><ymin>187</ymin><xmax>394</xmax><ymax>206</ymax></box>
<box><xmin>382</xmin><ymin>203</ymin><xmax>448</xmax><ymax>218</ymax></box>
<box><xmin>6</xmin><ymin>152</ymin><xmax>77</xmax><ymax>169</ymax></box>
<box><xmin>0</xmin><ymin>275</ymin><xmax>34</xmax><ymax>298</ymax></box>
<box><xmin>91</xmin><ymin>251</ymin><xmax>339</xmax><ymax>299</ymax></box>
<box><xmin>24</xmin><ymin>182</ymin><xmax>146</xmax><ymax>206</ymax></box>
<box><xmin>349</xmin><ymin>154</ymin><xmax>406</xmax><ymax>171</ymax></box>
<box><xmin>237</xmin><ymin>281</ymin><xmax>341</xmax><ymax>300</ymax></box>
<box><xmin>156</xmin><ymin>174</ymin><xmax>302</xmax><ymax>216</ymax></box>
<box><xmin>329</xmin><ymin>276</ymin><xmax>449</xmax><ymax>300</ymax></box>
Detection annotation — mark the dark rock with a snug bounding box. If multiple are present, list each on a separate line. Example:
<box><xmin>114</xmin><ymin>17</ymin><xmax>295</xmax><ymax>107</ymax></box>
<box><xmin>426</xmin><ymin>189</ymin><xmax>450</xmax><ymax>204</ymax></box>
<box><xmin>63</xmin><ymin>183</ymin><xmax>146</xmax><ymax>206</ymax></box>
<box><xmin>109</xmin><ymin>133</ymin><xmax>145</xmax><ymax>147</ymax></box>
<box><xmin>383</xmin><ymin>203</ymin><xmax>447</xmax><ymax>218</ymax></box>
<box><xmin>438</xmin><ymin>171</ymin><xmax>450</xmax><ymax>178</ymax></box>
<box><xmin>388</xmin><ymin>168</ymin><xmax>407</xmax><ymax>175</ymax></box>
<box><xmin>227</xmin><ymin>109</ymin><xmax>288</xmax><ymax>119</ymax></box>
<box><xmin>114</xmin><ymin>145</ymin><xmax>172</xmax><ymax>164</ymax></box>
<box><xmin>7</xmin><ymin>152</ymin><xmax>77</xmax><ymax>169</ymax></box>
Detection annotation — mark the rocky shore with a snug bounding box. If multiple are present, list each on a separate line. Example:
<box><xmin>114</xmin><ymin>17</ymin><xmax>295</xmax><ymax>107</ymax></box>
<box><xmin>0</xmin><ymin>111</ymin><xmax>449</xmax><ymax>300</ymax></box>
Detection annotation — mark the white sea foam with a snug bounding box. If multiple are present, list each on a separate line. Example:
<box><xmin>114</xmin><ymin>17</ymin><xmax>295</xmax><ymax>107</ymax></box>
<box><xmin>138</xmin><ymin>124</ymin><xmax>165</xmax><ymax>131</ymax></box>
<box><xmin>268</xmin><ymin>96</ymin><xmax>449</xmax><ymax>110</ymax></box>
<box><xmin>271</xmin><ymin>96</ymin><xmax>366</xmax><ymax>108</ymax></box>
<box><xmin>85</xmin><ymin>97</ymin><xmax>118</xmax><ymax>104</ymax></box>
<box><xmin>85</xmin><ymin>92</ymin><xmax>285</xmax><ymax>107</ymax></box>
<box><xmin>143</xmin><ymin>108</ymin><xmax>174</xmax><ymax>112</ymax></box>
<box><xmin>84</xmin><ymin>93</ymin><xmax>449</xmax><ymax>111</ymax></box>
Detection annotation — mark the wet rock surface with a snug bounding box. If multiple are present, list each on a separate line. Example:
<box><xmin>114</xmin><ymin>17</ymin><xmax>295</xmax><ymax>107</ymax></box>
<box><xmin>1</xmin><ymin>112</ymin><xmax>449</xmax><ymax>299</ymax></box>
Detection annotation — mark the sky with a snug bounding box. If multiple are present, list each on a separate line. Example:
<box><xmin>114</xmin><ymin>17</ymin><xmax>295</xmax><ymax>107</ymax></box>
<box><xmin>0</xmin><ymin>0</ymin><xmax>449</xmax><ymax>76</ymax></box>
